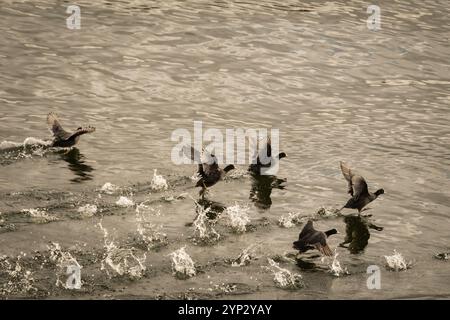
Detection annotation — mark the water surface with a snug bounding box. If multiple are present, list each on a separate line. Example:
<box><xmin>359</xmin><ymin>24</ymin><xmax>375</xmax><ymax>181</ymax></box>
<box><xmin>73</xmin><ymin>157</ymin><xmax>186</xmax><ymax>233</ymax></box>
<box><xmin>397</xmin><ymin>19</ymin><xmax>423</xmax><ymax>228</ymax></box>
<box><xmin>0</xmin><ymin>0</ymin><xmax>449</xmax><ymax>299</ymax></box>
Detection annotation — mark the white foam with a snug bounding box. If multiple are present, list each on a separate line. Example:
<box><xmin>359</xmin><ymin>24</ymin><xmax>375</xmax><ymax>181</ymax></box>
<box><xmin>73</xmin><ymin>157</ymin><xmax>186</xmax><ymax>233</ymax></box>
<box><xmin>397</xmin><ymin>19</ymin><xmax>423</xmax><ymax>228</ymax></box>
<box><xmin>47</xmin><ymin>242</ymin><xmax>82</xmax><ymax>289</ymax></box>
<box><xmin>100</xmin><ymin>182</ymin><xmax>119</xmax><ymax>194</ymax></box>
<box><xmin>192</xmin><ymin>201</ymin><xmax>220</xmax><ymax>243</ymax></box>
<box><xmin>324</xmin><ymin>251</ymin><xmax>349</xmax><ymax>277</ymax></box>
<box><xmin>0</xmin><ymin>137</ymin><xmax>50</xmax><ymax>150</ymax></box>
<box><xmin>232</xmin><ymin>244</ymin><xmax>261</xmax><ymax>267</ymax></box>
<box><xmin>0</xmin><ymin>253</ymin><xmax>37</xmax><ymax>295</ymax></box>
<box><xmin>316</xmin><ymin>207</ymin><xmax>341</xmax><ymax>218</ymax></box>
<box><xmin>150</xmin><ymin>169</ymin><xmax>168</xmax><ymax>191</ymax></box>
<box><xmin>135</xmin><ymin>204</ymin><xmax>167</xmax><ymax>248</ymax></box>
<box><xmin>21</xmin><ymin>208</ymin><xmax>58</xmax><ymax>223</ymax></box>
<box><xmin>97</xmin><ymin>221</ymin><xmax>147</xmax><ymax>278</ymax></box>
<box><xmin>384</xmin><ymin>250</ymin><xmax>411</xmax><ymax>271</ymax></box>
<box><xmin>0</xmin><ymin>140</ymin><xmax>22</xmax><ymax>150</ymax></box>
<box><xmin>225</xmin><ymin>203</ymin><xmax>250</xmax><ymax>233</ymax></box>
<box><xmin>23</xmin><ymin>137</ymin><xmax>51</xmax><ymax>147</ymax></box>
<box><xmin>263</xmin><ymin>258</ymin><xmax>304</xmax><ymax>289</ymax></box>
<box><xmin>77</xmin><ymin>204</ymin><xmax>98</xmax><ymax>217</ymax></box>
<box><xmin>169</xmin><ymin>247</ymin><xmax>196</xmax><ymax>279</ymax></box>
<box><xmin>278</xmin><ymin>212</ymin><xmax>307</xmax><ymax>228</ymax></box>
<box><xmin>115</xmin><ymin>196</ymin><xmax>134</xmax><ymax>207</ymax></box>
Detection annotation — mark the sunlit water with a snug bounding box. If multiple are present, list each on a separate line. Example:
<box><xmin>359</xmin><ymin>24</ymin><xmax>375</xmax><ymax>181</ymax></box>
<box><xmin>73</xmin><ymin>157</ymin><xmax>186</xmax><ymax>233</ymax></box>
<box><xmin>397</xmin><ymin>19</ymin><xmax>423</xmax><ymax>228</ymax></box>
<box><xmin>0</xmin><ymin>0</ymin><xmax>449</xmax><ymax>299</ymax></box>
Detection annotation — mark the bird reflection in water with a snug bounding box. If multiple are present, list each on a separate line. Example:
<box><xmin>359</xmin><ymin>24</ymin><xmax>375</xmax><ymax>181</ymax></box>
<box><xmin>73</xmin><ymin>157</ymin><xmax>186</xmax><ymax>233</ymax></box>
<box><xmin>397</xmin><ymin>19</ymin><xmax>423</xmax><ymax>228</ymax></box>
<box><xmin>339</xmin><ymin>215</ymin><xmax>383</xmax><ymax>254</ymax></box>
<box><xmin>59</xmin><ymin>148</ymin><xmax>94</xmax><ymax>183</ymax></box>
<box><xmin>249</xmin><ymin>174</ymin><xmax>286</xmax><ymax>210</ymax></box>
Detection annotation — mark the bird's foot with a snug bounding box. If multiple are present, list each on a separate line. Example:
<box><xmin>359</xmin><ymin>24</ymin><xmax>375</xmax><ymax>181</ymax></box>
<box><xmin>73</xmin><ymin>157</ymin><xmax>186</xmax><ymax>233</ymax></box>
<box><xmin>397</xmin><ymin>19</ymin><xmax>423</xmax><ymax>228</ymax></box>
<box><xmin>339</xmin><ymin>242</ymin><xmax>350</xmax><ymax>248</ymax></box>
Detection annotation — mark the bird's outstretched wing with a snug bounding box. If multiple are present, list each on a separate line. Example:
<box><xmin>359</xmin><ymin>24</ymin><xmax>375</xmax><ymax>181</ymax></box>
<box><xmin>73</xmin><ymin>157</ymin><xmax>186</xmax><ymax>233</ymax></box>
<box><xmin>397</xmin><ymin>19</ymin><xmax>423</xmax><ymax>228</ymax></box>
<box><xmin>67</xmin><ymin>126</ymin><xmax>96</xmax><ymax>140</ymax></box>
<box><xmin>202</xmin><ymin>152</ymin><xmax>219</xmax><ymax>176</ymax></box>
<box><xmin>298</xmin><ymin>220</ymin><xmax>315</xmax><ymax>240</ymax></box>
<box><xmin>47</xmin><ymin>112</ymin><xmax>71</xmax><ymax>140</ymax></box>
<box><xmin>182</xmin><ymin>145</ymin><xmax>202</xmax><ymax>164</ymax></box>
<box><xmin>340</xmin><ymin>161</ymin><xmax>369</xmax><ymax>198</ymax></box>
<box><xmin>182</xmin><ymin>144</ymin><xmax>219</xmax><ymax>177</ymax></box>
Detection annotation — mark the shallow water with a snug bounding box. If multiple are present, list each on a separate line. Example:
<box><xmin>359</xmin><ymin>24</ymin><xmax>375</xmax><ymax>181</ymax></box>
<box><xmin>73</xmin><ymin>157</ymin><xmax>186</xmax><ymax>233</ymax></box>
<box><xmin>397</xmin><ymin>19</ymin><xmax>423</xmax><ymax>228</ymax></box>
<box><xmin>0</xmin><ymin>0</ymin><xmax>449</xmax><ymax>299</ymax></box>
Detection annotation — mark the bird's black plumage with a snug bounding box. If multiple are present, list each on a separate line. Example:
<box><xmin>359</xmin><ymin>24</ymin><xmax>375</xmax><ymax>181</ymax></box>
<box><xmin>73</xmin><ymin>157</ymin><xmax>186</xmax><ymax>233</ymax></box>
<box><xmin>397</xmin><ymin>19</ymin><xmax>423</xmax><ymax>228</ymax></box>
<box><xmin>183</xmin><ymin>145</ymin><xmax>235</xmax><ymax>196</ymax></box>
<box><xmin>293</xmin><ymin>220</ymin><xmax>337</xmax><ymax>256</ymax></box>
<box><xmin>47</xmin><ymin>112</ymin><xmax>95</xmax><ymax>148</ymax></box>
<box><xmin>248</xmin><ymin>137</ymin><xmax>286</xmax><ymax>175</ymax></box>
<box><xmin>340</xmin><ymin>161</ymin><xmax>384</xmax><ymax>213</ymax></box>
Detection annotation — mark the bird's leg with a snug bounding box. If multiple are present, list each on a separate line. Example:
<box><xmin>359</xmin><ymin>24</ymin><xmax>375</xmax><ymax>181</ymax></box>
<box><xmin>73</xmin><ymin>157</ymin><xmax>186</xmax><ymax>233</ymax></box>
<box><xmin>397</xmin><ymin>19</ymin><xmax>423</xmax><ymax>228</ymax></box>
<box><xmin>339</xmin><ymin>242</ymin><xmax>350</xmax><ymax>248</ymax></box>
<box><xmin>368</xmin><ymin>222</ymin><xmax>383</xmax><ymax>231</ymax></box>
<box><xmin>360</xmin><ymin>207</ymin><xmax>372</xmax><ymax>217</ymax></box>
<box><xmin>199</xmin><ymin>183</ymin><xmax>209</xmax><ymax>200</ymax></box>
<box><xmin>61</xmin><ymin>148</ymin><xmax>71</xmax><ymax>155</ymax></box>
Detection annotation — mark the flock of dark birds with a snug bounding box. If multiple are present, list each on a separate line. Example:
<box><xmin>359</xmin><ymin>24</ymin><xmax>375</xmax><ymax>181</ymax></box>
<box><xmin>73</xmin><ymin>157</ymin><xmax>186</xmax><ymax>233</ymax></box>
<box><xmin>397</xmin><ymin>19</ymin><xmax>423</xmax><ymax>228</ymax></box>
<box><xmin>46</xmin><ymin>112</ymin><xmax>385</xmax><ymax>259</ymax></box>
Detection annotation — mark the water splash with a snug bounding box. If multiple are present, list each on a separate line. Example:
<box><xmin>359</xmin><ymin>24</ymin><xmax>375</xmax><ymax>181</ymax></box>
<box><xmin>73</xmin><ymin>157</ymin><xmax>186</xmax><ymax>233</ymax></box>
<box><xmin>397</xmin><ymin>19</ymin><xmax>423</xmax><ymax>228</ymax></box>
<box><xmin>231</xmin><ymin>244</ymin><xmax>261</xmax><ymax>267</ymax></box>
<box><xmin>169</xmin><ymin>247</ymin><xmax>196</xmax><ymax>279</ymax></box>
<box><xmin>21</xmin><ymin>208</ymin><xmax>58</xmax><ymax>223</ymax></box>
<box><xmin>0</xmin><ymin>137</ymin><xmax>51</xmax><ymax>150</ymax></box>
<box><xmin>434</xmin><ymin>252</ymin><xmax>449</xmax><ymax>260</ymax></box>
<box><xmin>0</xmin><ymin>253</ymin><xmax>37</xmax><ymax>295</ymax></box>
<box><xmin>77</xmin><ymin>204</ymin><xmax>98</xmax><ymax>217</ymax></box>
<box><xmin>263</xmin><ymin>258</ymin><xmax>304</xmax><ymax>289</ymax></box>
<box><xmin>192</xmin><ymin>201</ymin><xmax>220</xmax><ymax>244</ymax></box>
<box><xmin>100</xmin><ymin>182</ymin><xmax>119</xmax><ymax>194</ymax></box>
<box><xmin>316</xmin><ymin>207</ymin><xmax>342</xmax><ymax>218</ymax></box>
<box><xmin>384</xmin><ymin>250</ymin><xmax>411</xmax><ymax>271</ymax></box>
<box><xmin>134</xmin><ymin>204</ymin><xmax>167</xmax><ymax>250</ymax></box>
<box><xmin>225</xmin><ymin>203</ymin><xmax>250</xmax><ymax>233</ymax></box>
<box><xmin>115</xmin><ymin>196</ymin><xmax>134</xmax><ymax>208</ymax></box>
<box><xmin>278</xmin><ymin>212</ymin><xmax>308</xmax><ymax>228</ymax></box>
<box><xmin>323</xmin><ymin>251</ymin><xmax>349</xmax><ymax>277</ymax></box>
<box><xmin>151</xmin><ymin>169</ymin><xmax>168</xmax><ymax>191</ymax></box>
<box><xmin>0</xmin><ymin>137</ymin><xmax>52</xmax><ymax>164</ymax></box>
<box><xmin>97</xmin><ymin>221</ymin><xmax>146</xmax><ymax>278</ymax></box>
<box><xmin>0</xmin><ymin>140</ymin><xmax>22</xmax><ymax>150</ymax></box>
<box><xmin>211</xmin><ymin>282</ymin><xmax>237</xmax><ymax>293</ymax></box>
<box><xmin>224</xmin><ymin>169</ymin><xmax>249</xmax><ymax>180</ymax></box>
<box><xmin>47</xmin><ymin>242</ymin><xmax>82</xmax><ymax>289</ymax></box>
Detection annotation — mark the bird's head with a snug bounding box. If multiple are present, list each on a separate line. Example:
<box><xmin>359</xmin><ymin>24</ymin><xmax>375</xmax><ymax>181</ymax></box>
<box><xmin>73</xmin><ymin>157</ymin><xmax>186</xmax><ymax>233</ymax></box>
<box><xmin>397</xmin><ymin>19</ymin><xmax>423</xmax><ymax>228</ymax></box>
<box><xmin>223</xmin><ymin>164</ymin><xmax>235</xmax><ymax>173</ymax></box>
<box><xmin>325</xmin><ymin>229</ymin><xmax>338</xmax><ymax>237</ymax></box>
<box><xmin>375</xmin><ymin>188</ymin><xmax>384</xmax><ymax>196</ymax></box>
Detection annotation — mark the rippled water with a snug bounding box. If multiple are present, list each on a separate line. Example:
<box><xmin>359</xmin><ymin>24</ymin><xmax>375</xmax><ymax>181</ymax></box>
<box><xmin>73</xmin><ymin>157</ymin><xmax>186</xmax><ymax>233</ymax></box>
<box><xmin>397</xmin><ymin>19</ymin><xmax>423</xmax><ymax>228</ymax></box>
<box><xmin>0</xmin><ymin>0</ymin><xmax>449</xmax><ymax>299</ymax></box>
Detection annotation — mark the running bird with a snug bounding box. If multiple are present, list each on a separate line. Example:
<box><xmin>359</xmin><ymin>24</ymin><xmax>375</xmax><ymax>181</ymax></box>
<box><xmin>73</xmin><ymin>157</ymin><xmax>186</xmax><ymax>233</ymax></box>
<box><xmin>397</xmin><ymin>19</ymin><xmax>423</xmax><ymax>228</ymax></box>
<box><xmin>339</xmin><ymin>161</ymin><xmax>384</xmax><ymax>214</ymax></box>
<box><xmin>47</xmin><ymin>112</ymin><xmax>95</xmax><ymax>148</ymax></box>
<box><xmin>248</xmin><ymin>137</ymin><xmax>286</xmax><ymax>175</ymax></box>
<box><xmin>293</xmin><ymin>220</ymin><xmax>337</xmax><ymax>257</ymax></box>
<box><xmin>183</xmin><ymin>145</ymin><xmax>235</xmax><ymax>197</ymax></box>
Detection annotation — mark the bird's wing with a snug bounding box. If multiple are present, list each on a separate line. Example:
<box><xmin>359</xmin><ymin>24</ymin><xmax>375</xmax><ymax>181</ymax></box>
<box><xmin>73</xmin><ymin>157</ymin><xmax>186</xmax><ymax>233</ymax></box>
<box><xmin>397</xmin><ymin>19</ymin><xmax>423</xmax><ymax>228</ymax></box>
<box><xmin>298</xmin><ymin>220</ymin><xmax>315</xmax><ymax>240</ymax></box>
<box><xmin>249</xmin><ymin>136</ymin><xmax>259</xmax><ymax>164</ymax></box>
<box><xmin>67</xmin><ymin>126</ymin><xmax>96</xmax><ymax>140</ymax></box>
<box><xmin>47</xmin><ymin>112</ymin><xmax>71</xmax><ymax>140</ymax></box>
<box><xmin>182</xmin><ymin>145</ymin><xmax>202</xmax><ymax>164</ymax></box>
<box><xmin>257</xmin><ymin>136</ymin><xmax>272</xmax><ymax>165</ymax></box>
<box><xmin>352</xmin><ymin>175</ymin><xmax>369</xmax><ymax>198</ymax></box>
<box><xmin>182</xmin><ymin>145</ymin><xmax>219</xmax><ymax>177</ymax></box>
<box><xmin>340</xmin><ymin>162</ymin><xmax>369</xmax><ymax>198</ymax></box>
<box><xmin>202</xmin><ymin>154</ymin><xmax>219</xmax><ymax>175</ymax></box>
<box><xmin>340</xmin><ymin>161</ymin><xmax>355</xmax><ymax>196</ymax></box>
<box><xmin>313</xmin><ymin>243</ymin><xmax>333</xmax><ymax>257</ymax></box>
